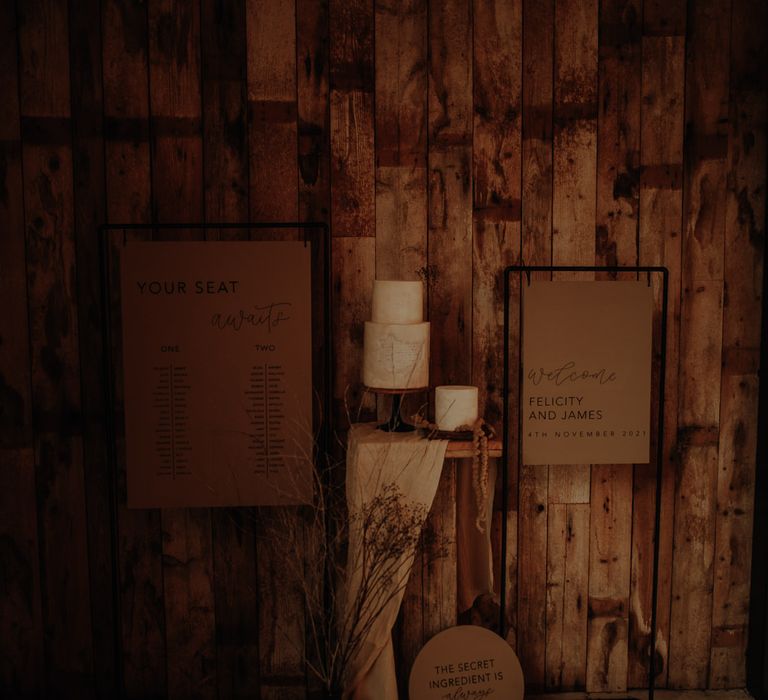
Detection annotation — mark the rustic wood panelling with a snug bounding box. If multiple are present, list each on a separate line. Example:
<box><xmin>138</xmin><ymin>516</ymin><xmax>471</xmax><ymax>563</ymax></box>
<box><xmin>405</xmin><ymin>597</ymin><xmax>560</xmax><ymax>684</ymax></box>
<box><xmin>423</xmin><ymin>461</ymin><xmax>457</xmax><ymax>640</ymax></box>
<box><xmin>472</xmin><ymin>0</ymin><xmax>522</xmax><ymax>440</ymax></box>
<box><xmin>586</xmin><ymin>0</ymin><xmax>641</xmax><ymax>691</ymax></box>
<box><xmin>0</xmin><ymin>2</ymin><xmax>43</xmax><ymax>696</ymax></box>
<box><xmin>296</xmin><ymin>60</ymin><xmax>334</xmax><ymax>700</ymax></box>
<box><xmin>18</xmin><ymin>0</ymin><xmax>95</xmax><ymax>693</ymax></box>
<box><xmin>148</xmin><ymin>3</ymin><xmax>218</xmax><ymax>699</ymax></box>
<box><xmin>149</xmin><ymin>0</ymin><xmax>204</xmax><ymax>227</ymax></box>
<box><xmin>471</xmin><ymin>0</ymin><xmax>523</xmax><ymax>658</ymax></box>
<box><xmin>245</xmin><ymin>4</ymin><xmax>307</xmax><ymax>699</ymax></box>
<box><xmin>0</xmin><ymin>1</ymin><xmax>765</xmax><ymax>696</ymax></box>
<box><xmin>373</xmin><ymin>0</ymin><xmax>428</xmax><ymax>428</ymax></box>
<box><xmin>201</xmin><ymin>1</ymin><xmax>259</xmax><ymax>697</ymax></box>
<box><xmin>330</xmin><ymin>0</ymin><xmax>374</xmax><ymax>237</ymax></box>
<box><xmin>69</xmin><ymin>0</ymin><xmax>117</xmax><ymax>692</ymax></box>
<box><xmin>518</xmin><ymin>0</ymin><xmax>554</xmax><ymax>688</ymax></box>
<box><xmin>547</xmin><ymin>0</ymin><xmax>599</xmax><ymax>690</ymax></box>
<box><xmin>634</xmin><ymin>0</ymin><xmax>686</xmax><ymax>686</ymax></box>
<box><xmin>547</xmin><ymin>503</ymin><xmax>590</xmax><ymax>689</ymax></box>
<box><xmin>519</xmin><ymin>461</ymin><xmax>549</xmax><ymax>690</ymax></box>
<box><xmin>427</xmin><ymin>0</ymin><xmax>472</xmax><ymax>393</ymax></box>
<box><xmin>298</xmin><ymin>0</ymin><xmax>330</xmax><ymax>227</ymax></box>
<box><xmin>374</xmin><ymin>0</ymin><xmax>427</xmax><ymax>281</ymax></box>
<box><xmin>298</xmin><ymin>0</ymin><xmax>331</xmax><ymax>468</ymax></box>
<box><xmin>202</xmin><ymin>0</ymin><xmax>249</xmax><ymax>230</ymax></box>
<box><xmin>247</xmin><ymin>0</ymin><xmax>298</xmax><ymax>227</ymax></box>
<box><xmin>330</xmin><ymin>0</ymin><xmax>375</xmax><ymax>431</ymax></box>
<box><xmin>419</xmin><ymin>0</ymin><xmax>474</xmax><ymax>682</ymax></box>
<box><xmin>372</xmin><ymin>2</ymin><xmax>431</xmax><ymax>689</ymax></box>
<box><xmin>332</xmin><ymin>237</ymin><xmax>375</xmax><ymax>428</ymax></box>
<box><xmin>669</xmin><ymin>0</ymin><xmax>731</xmax><ymax>689</ymax></box>
<box><xmin>710</xmin><ymin>0</ymin><xmax>766</xmax><ymax>687</ymax></box>
<box><xmin>102</xmin><ymin>2</ymin><xmax>168</xmax><ymax>696</ymax></box>
<box><xmin>103</xmin><ymin>0</ymin><xmax>153</xmax><ymax>227</ymax></box>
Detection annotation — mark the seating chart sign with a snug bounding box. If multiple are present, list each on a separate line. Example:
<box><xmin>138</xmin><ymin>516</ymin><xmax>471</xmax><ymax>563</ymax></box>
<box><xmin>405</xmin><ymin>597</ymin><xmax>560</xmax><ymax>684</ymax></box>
<box><xmin>522</xmin><ymin>280</ymin><xmax>652</xmax><ymax>465</ymax></box>
<box><xmin>121</xmin><ymin>241</ymin><xmax>312</xmax><ymax>507</ymax></box>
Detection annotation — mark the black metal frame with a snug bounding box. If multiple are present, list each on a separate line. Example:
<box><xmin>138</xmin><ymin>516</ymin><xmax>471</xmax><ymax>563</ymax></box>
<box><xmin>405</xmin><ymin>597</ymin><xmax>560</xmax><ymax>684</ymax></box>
<box><xmin>500</xmin><ymin>265</ymin><xmax>668</xmax><ymax>699</ymax></box>
<box><xmin>747</xmin><ymin>240</ymin><xmax>768</xmax><ymax>699</ymax></box>
<box><xmin>97</xmin><ymin>222</ymin><xmax>332</xmax><ymax>692</ymax></box>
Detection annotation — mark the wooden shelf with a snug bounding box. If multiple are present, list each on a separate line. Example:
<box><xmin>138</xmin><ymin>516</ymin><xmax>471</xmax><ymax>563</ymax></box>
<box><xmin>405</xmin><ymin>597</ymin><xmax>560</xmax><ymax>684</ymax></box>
<box><xmin>444</xmin><ymin>439</ymin><xmax>502</xmax><ymax>459</ymax></box>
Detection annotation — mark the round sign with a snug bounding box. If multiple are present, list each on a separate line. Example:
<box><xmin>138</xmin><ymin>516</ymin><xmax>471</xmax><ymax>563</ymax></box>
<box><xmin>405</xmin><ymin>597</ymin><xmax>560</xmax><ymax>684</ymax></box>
<box><xmin>409</xmin><ymin>625</ymin><xmax>524</xmax><ymax>699</ymax></box>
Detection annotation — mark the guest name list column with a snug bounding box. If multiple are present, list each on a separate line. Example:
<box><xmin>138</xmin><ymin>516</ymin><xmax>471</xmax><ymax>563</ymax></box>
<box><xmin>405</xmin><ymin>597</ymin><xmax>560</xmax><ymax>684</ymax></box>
<box><xmin>152</xmin><ymin>363</ymin><xmax>191</xmax><ymax>477</ymax></box>
<box><xmin>247</xmin><ymin>363</ymin><xmax>287</xmax><ymax>476</ymax></box>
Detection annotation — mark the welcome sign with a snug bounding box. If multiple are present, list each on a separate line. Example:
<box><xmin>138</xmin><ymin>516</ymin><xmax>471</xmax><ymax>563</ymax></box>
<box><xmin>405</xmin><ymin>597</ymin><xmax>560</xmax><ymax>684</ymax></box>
<box><xmin>522</xmin><ymin>280</ymin><xmax>652</xmax><ymax>465</ymax></box>
<box><xmin>120</xmin><ymin>241</ymin><xmax>313</xmax><ymax>507</ymax></box>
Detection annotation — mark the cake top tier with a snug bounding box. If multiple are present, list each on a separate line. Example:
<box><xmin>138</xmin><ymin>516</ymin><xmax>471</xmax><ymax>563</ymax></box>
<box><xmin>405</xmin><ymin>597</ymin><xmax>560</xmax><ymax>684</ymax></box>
<box><xmin>371</xmin><ymin>280</ymin><xmax>423</xmax><ymax>324</ymax></box>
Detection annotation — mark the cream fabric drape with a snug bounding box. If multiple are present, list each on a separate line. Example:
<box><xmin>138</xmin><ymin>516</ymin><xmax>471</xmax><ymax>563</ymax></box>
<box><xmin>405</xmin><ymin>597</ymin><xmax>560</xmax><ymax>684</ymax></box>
<box><xmin>343</xmin><ymin>423</ymin><xmax>448</xmax><ymax>700</ymax></box>
<box><xmin>456</xmin><ymin>458</ymin><xmax>497</xmax><ymax>614</ymax></box>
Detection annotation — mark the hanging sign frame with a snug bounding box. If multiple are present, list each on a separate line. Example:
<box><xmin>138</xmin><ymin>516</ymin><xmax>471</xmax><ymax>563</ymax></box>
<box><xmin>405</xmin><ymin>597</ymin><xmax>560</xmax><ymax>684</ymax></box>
<box><xmin>98</xmin><ymin>222</ymin><xmax>332</xmax><ymax>509</ymax></box>
<box><xmin>500</xmin><ymin>264</ymin><xmax>669</xmax><ymax>699</ymax></box>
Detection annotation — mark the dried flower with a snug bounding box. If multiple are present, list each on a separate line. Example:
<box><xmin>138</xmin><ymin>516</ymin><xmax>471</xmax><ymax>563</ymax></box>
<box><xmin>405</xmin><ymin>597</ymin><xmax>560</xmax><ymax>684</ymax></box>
<box><xmin>258</xmin><ymin>455</ymin><xmax>449</xmax><ymax>696</ymax></box>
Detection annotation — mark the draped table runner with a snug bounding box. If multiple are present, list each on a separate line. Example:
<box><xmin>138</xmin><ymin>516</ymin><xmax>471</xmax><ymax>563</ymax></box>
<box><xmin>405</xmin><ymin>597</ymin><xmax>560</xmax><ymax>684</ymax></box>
<box><xmin>342</xmin><ymin>424</ymin><xmax>499</xmax><ymax>698</ymax></box>
<box><xmin>456</xmin><ymin>458</ymin><xmax>497</xmax><ymax>616</ymax></box>
<box><xmin>343</xmin><ymin>423</ymin><xmax>448</xmax><ymax>699</ymax></box>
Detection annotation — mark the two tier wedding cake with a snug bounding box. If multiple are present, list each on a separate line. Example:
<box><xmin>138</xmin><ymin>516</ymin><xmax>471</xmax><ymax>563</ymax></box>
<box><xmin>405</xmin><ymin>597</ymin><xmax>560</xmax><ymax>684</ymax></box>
<box><xmin>363</xmin><ymin>280</ymin><xmax>429</xmax><ymax>390</ymax></box>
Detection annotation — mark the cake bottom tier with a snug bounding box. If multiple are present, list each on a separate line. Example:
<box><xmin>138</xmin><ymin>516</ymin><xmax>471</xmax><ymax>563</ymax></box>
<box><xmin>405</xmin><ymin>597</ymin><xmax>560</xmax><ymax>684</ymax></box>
<box><xmin>363</xmin><ymin>321</ymin><xmax>430</xmax><ymax>390</ymax></box>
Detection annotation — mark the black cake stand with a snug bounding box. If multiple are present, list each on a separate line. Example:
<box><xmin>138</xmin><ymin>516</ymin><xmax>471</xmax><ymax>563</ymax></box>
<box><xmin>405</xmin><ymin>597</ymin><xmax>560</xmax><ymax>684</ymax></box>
<box><xmin>364</xmin><ymin>386</ymin><xmax>427</xmax><ymax>432</ymax></box>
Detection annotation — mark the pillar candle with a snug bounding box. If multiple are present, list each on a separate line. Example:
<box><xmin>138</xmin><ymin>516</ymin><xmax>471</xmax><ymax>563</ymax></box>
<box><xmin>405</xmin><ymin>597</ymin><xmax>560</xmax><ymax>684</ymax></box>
<box><xmin>435</xmin><ymin>385</ymin><xmax>479</xmax><ymax>431</ymax></box>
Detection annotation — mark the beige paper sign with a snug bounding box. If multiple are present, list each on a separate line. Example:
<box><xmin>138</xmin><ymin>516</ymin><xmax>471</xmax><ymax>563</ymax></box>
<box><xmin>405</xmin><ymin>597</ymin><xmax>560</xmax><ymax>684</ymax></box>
<box><xmin>409</xmin><ymin>625</ymin><xmax>524</xmax><ymax>700</ymax></box>
<box><xmin>121</xmin><ymin>241</ymin><xmax>313</xmax><ymax>507</ymax></box>
<box><xmin>522</xmin><ymin>280</ymin><xmax>652</xmax><ymax>465</ymax></box>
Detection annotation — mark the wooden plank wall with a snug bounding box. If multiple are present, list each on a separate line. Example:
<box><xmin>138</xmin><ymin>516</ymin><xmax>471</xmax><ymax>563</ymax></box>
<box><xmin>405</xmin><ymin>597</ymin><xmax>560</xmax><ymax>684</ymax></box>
<box><xmin>0</xmin><ymin>0</ymin><xmax>764</xmax><ymax>696</ymax></box>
